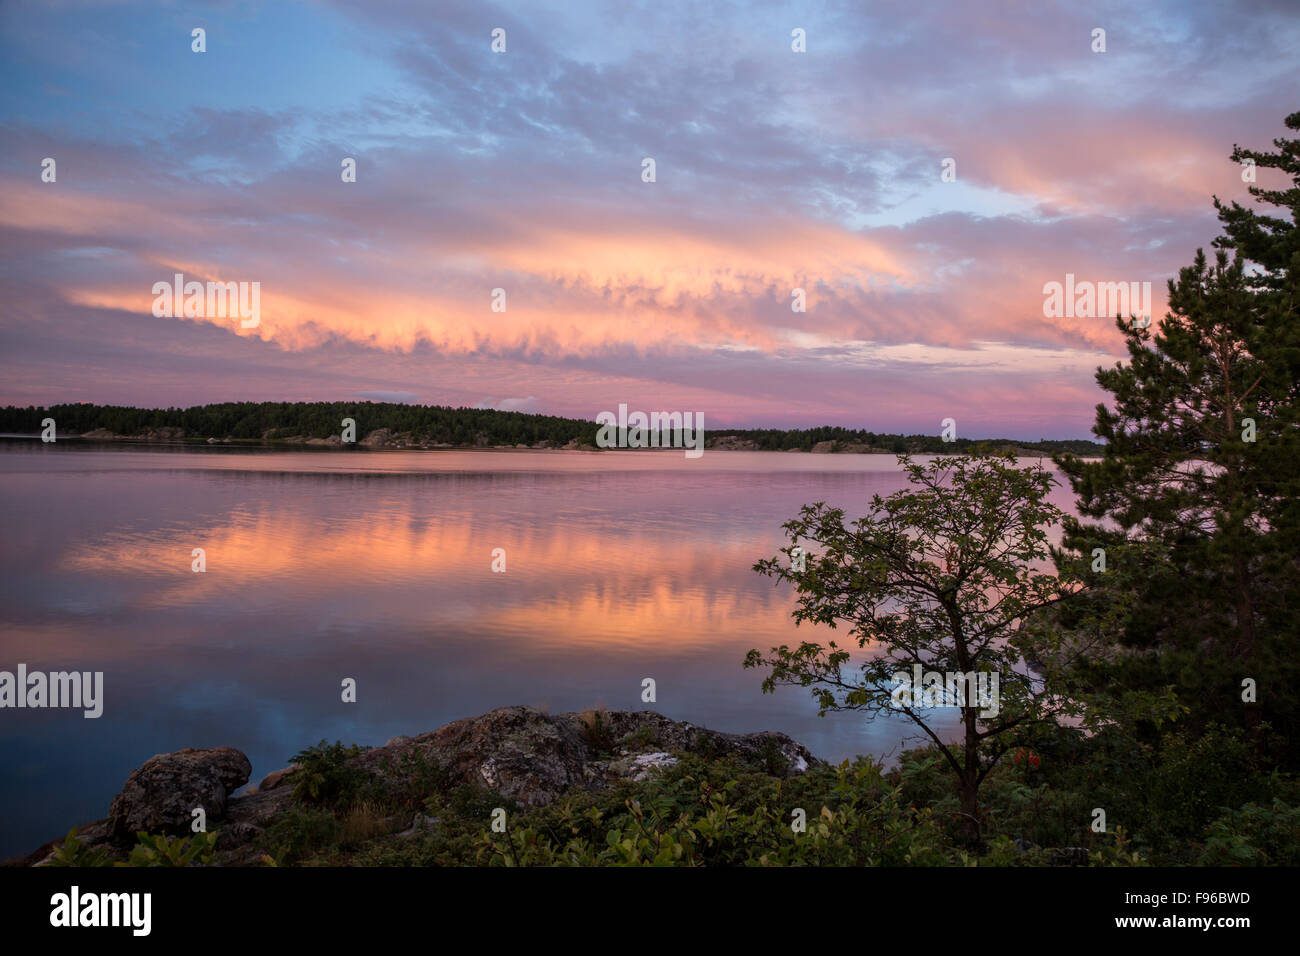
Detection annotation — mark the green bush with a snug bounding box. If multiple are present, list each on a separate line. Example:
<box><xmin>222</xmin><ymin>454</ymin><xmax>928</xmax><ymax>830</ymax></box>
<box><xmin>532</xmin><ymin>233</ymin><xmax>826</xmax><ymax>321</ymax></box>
<box><xmin>475</xmin><ymin>758</ymin><xmax>957</xmax><ymax>866</ymax></box>
<box><xmin>1143</xmin><ymin>725</ymin><xmax>1268</xmax><ymax>840</ymax></box>
<box><xmin>289</xmin><ymin>740</ymin><xmax>370</xmax><ymax>808</ymax></box>
<box><xmin>578</xmin><ymin>710</ymin><xmax>616</xmax><ymax>756</ymax></box>
<box><xmin>121</xmin><ymin>831</ymin><xmax>218</xmax><ymax>867</ymax></box>
<box><xmin>40</xmin><ymin>829</ymin><xmax>111</xmax><ymax>868</ymax></box>
<box><xmin>621</xmin><ymin>723</ymin><xmax>661</xmax><ymax>751</ymax></box>
<box><xmin>1197</xmin><ymin>799</ymin><xmax>1300</xmax><ymax>866</ymax></box>
<box><xmin>258</xmin><ymin>807</ymin><xmax>341</xmax><ymax>865</ymax></box>
<box><xmin>365</xmin><ymin>748</ymin><xmax>453</xmax><ymax>810</ymax></box>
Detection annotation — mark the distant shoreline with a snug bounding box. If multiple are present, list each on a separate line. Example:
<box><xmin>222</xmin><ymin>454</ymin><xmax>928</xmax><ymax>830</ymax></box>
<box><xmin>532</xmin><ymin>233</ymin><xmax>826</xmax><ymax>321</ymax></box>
<box><xmin>0</xmin><ymin>401</ymin><xmax>1105</xmax><ymax>457</ymax></box>
<box><xmin>0</xmin><ymin>433</ymin><xmax>1085</xmax><ymax>457</ymax></box>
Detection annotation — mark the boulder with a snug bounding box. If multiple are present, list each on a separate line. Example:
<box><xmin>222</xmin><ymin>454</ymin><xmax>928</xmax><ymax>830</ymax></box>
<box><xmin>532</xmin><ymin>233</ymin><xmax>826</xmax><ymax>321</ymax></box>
<box><xmin>353</xmin><ymin>706</ymin><xmax>819</xmax><ymax>808</ymax></box>
<box><xmin>359</xmin><ymin>706</ymin><xmax>595</xmax><ymax>807</ymax></box>
<box><xmin>256</xmin><ymin>765</ymin><xmax>299</xmax><ymax>792</ymax></box>
<box><xmin>141</xmin><ymin>426</ymin><xmax>183</xmax><ymax>441</ymax></box>
<box><xmin>107</xmin><ymin>747</ymin><xmax>251</xmax><ymax>843</ymax></box>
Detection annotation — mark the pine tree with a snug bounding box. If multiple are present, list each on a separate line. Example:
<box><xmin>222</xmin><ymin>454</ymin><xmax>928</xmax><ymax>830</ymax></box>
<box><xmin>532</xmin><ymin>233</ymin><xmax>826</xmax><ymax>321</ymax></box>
<box><xmin>1055</xmin><ymin>112</ymin><xmax>1300</xmax><ymax>763</ymax></box>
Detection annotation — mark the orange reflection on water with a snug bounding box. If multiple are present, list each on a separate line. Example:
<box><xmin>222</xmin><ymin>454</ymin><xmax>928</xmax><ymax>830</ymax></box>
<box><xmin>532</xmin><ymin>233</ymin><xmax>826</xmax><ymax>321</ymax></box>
<box><xmin>54</xmin><ymin>495</ymin><xmax>797</xmax><ymax>653</ymax></box>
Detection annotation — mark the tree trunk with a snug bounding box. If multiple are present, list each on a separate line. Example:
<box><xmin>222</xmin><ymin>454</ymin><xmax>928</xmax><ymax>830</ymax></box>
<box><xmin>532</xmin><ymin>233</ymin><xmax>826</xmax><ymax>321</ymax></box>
<box><xmin>1235</xmin><ymin>553</ymin><xmax>1264</xmax><ymax>744</ymax></box>
<box><xmin>1233</xmin><ymin>552</ymin><xmax>1257</xmax><ymax>660</ymax></box>
<box><xmin>959</xmin><ymin>774</ymin><xmax>981</xmax><ymax>848</ymax></box>
<box><xmin>960</xmin><ymin>708</ymin><xmax>982</xmax><ymax>848</ymax></box>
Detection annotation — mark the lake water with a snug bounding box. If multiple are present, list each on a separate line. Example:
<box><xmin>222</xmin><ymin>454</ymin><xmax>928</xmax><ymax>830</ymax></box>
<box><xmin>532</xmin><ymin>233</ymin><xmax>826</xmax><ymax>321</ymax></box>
<box><xmin>0</xmin><ymin>441</ymin><xmax>1074</xmax><ymax>858</ymax></box>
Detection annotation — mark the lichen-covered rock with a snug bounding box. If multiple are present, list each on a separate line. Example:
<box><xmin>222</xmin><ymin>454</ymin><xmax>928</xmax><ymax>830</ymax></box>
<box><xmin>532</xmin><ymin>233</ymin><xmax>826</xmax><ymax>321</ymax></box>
<box><xmin>106</xmin><ymin>747</ymin><xmax>251</xmax><ymax>843</ymax></box>
<box><xmin>353</xmin><ymin>706</ymin><xmax>818</xmax><ymax>807</ymax></box>
<box><xmin>608</xmin><ymin>751</ymin><xmax>679</xmax><ymax>781</ymax></box>
<box><xmin>357</xmin><ymin>706</ymin><xmax>595</xmax><ymax>807</ymax></box>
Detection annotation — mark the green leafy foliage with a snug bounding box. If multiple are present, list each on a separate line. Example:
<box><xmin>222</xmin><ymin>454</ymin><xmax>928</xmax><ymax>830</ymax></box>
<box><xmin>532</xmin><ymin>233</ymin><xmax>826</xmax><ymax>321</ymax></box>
<box><xmin>258</xmin><ymin>808</ymin><xmax>341</xmax><ymax>866</ymax></box>
<box><xmin>40</xmin><ymin>829</ymin><xmax>112</xmax><ymax>868</ymax></box>
<box><xmin>288</xmin><ymin>740</ymin><xmax>370</xmax><ymax>809</ymax></box>
<box><xmin>120</xmin><ymin>831</ymin><xmax>218</xmax><ymax>867</ymax></box>
<box><xmin>475</xmin><ymin>756</ymin><xmax>956</xmax><ymax>866</ymax></box>
<box><xmin>365</xmin><ymin>748</ymin><xmax>454</xmax><ymax>811</ymax></box>
<box><xmin>1197</xmin><ymin>799</ymin><xmax>1300</xmax><ymax>866</ymax></box>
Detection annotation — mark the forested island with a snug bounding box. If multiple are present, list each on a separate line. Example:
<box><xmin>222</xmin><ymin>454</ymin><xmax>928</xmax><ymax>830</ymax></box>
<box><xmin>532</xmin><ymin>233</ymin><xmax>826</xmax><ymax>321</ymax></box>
<box><xmin>0</xmin><ymin>401</ymin><xmax>1103</xmax><ymax>456</ymax></box>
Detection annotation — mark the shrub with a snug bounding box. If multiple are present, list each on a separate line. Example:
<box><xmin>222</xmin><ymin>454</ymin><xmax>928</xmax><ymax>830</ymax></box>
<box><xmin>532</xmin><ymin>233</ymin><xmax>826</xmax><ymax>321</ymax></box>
<box><xmin>578</xmin><ymin>709</ymin><xmax>615</xmax><ymax>756</ymax></box>
<box><xmin>621</xmin><ymin>723</ymin><xmax>661</xmax><ymax>751</ymax></box>
<box><xmin>1197</xmin><ymin>799</ymin><xmax>1300</xmax><ymax>866</ymax></box>
<box><xmin>121</xmin><ymin>831</ymin><xmax>218</xmax><ymax>867</ymax></box>
<box><xmin>40</xmin><ymin>829</ymin><xmax>111</xmax><ymax>868</ymax></box>
<box><xmin>258</xmin><ymin>807</ymin><xmax>340</xmax><ymax>865</ymax></box>
<box><xmin>475</xmin><ymin>758</ymin><xmax>957</xmax><ymax>866</ymax></box>
<box><xmin>288</xmin><ymin>740</ymin><xmax>369</xmax><ymax>808</ymax></box>
<box><xmin>366</xmin><ymin>748</ymin><xmax>453</xmax><ymax>810</ymax></box>
<box><xmin>443</xmin><ymin>782</ymin><xmax>517</xmax><ymax>822</ymax></box>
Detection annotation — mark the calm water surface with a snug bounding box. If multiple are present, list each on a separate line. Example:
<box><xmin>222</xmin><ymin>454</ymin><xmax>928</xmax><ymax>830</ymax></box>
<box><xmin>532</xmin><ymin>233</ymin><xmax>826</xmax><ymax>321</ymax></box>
<box><xmin>0</xmin><ymin>442</ymin><xmax>1074</xmax><ymax>857</ymax></box>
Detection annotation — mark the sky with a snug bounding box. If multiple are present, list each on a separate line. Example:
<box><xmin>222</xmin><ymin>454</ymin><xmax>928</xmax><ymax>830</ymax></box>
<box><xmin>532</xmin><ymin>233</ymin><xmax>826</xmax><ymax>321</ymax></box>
<box><xmin>1</xmin><ymin>0</ymin><xmax>1297</xmax><ymax>439</ymax></box>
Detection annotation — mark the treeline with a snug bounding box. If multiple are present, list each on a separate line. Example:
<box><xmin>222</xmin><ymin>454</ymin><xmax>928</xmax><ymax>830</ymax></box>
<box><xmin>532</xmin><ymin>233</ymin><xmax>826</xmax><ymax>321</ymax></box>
<box><xmin>716</xmin><ymin>425</ymin><xmax>1102</xmax><ymax>455</ymax></box>
<box><xmin>0</xmin><ymin>402</ymin><xmax>602</xmax><ymax>447</ymax></box>
<box><xmin>0</xmin><ymin>402</ymin><xmax>1103</xmax><ymax>454</ymax></box>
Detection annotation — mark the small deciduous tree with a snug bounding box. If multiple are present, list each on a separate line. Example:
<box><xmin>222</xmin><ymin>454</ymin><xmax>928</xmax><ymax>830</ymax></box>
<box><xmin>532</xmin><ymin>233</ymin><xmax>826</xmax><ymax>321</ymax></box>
<box><xmin>747</xmin><ymin>453</ymin><xmax>1101</xmax><ymax>845</ymax></box>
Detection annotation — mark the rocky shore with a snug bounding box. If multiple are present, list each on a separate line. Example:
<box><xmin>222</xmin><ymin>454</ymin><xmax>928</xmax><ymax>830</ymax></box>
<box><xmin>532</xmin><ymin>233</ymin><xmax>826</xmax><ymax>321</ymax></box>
<box><xmin>7</xmin><ymin>706</ymin><xmax>818</xmax><ymax>867</ymax></box>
